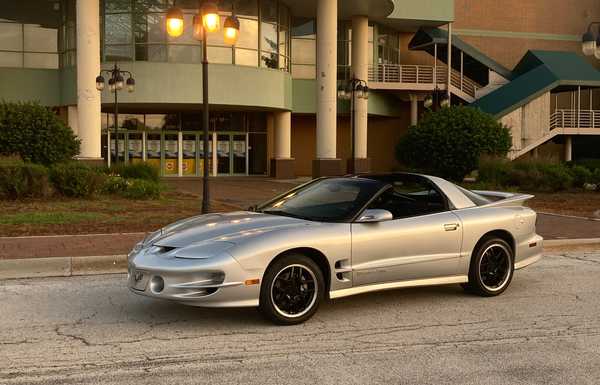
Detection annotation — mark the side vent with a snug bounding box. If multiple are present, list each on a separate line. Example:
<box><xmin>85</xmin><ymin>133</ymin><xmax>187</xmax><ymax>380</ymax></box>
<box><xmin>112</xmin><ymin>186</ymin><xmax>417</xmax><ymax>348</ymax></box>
<box><xmin>334</xmin><ymin>259</ymin><xmax>352</xmax><ymax>282</ymax></box>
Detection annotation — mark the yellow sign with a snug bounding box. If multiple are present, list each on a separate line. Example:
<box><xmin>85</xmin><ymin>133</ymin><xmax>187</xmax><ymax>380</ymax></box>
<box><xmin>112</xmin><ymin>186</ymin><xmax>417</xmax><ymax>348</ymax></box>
<box><xmin>164</xmin><ymin>159</ymin><xmax>178</xmax><ymax>175</ymax></box>
<box><xmin>182</xmin><ymin>159</ymin><xmax>196</xmax><ymax>176</ymax></box>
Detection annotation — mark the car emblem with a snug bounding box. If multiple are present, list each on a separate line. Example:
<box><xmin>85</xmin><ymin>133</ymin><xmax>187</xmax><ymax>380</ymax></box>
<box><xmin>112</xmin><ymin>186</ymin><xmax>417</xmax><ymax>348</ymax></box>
<box><xmin>133</xmin><ymin>272</ymin><xmax>144</xmax><ymax>282</ymax></box>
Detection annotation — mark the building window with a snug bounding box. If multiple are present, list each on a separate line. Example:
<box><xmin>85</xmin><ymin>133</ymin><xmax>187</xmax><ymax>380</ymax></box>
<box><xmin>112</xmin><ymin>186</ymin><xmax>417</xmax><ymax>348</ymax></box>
<box><xmin>0</xmin><ymin>2</ymin><xmax>61</xmax><ymax>69</ymax></box>
<box><xmin>101</xmin><ymin>0</ymin><xmax>290</xmax><ymax>70</ymax></box>
<box><xmin>291</xmin><ymin>18</ymin><xmax>316</xmax><ymax>79</ymax></box>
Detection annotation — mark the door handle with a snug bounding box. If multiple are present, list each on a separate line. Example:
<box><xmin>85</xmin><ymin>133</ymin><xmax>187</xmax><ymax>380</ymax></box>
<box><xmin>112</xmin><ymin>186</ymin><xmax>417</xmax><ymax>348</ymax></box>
<box><xmin>444</xmin><ymin>223</ymin><xmax>459</xmax><ymax>231</ymax></box>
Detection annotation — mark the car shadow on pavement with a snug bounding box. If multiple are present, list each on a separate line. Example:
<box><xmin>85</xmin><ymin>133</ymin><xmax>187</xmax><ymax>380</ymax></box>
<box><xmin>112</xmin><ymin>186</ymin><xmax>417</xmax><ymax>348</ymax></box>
<box><xmin>120</xmin><ymin>283</ymin><xmax>469</xmax><ymax>327</ymax></box>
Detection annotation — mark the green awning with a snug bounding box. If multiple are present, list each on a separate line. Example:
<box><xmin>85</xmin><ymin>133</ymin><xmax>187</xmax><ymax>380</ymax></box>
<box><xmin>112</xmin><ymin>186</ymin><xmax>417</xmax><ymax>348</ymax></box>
<box><xmin>408</xmin><ymin>27</ymin><xmax>513</xmax><ymax>85</ymax></box>
<box><xmin>472</xmin><ymin>50</ymin><xmax>600</xmax><ymax>117</ymax></box>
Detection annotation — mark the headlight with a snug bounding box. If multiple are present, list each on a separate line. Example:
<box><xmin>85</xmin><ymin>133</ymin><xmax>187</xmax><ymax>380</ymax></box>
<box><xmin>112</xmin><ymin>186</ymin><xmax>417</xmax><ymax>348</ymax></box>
<box><xmin>174</xmin><ymin>241</ymin><xmax>235</xmax><ymax>259</ymax></box>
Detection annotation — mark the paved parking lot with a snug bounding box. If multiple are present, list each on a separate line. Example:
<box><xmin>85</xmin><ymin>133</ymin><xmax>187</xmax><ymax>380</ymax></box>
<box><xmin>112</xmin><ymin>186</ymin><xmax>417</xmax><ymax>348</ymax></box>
<box><xmin>1</xmin><ymin>251</ymin><xmax>599</xmax><ymax>385</ymax></box>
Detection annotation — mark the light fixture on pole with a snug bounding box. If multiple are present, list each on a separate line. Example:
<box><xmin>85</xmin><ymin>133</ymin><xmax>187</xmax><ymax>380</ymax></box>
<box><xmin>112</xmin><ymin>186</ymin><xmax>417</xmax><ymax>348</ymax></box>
<box><xmin>166</xmin><ymin>0</ymin><xmax>241</xmax><ymax>214</ymax></box>
<box><xmin>166</xmin><ymin>6</ymin><xmax>184</xmax><ymax>37</ymax></box>
<box><xmin>582</xmin><ymin>22</ymin><xmax>600</xmax><ymax>58</ymax></box>
<box><xmin>95</xmin><ymin>63</ymin><xmax>136</xmax><ymax>168</ymax></box>
<box><xmin>201</xmin><ymin>1</ymin><xmax>219</xmax><ymax>33</ymax></box>
<box><xmin>337</xmin><ymin>78</ymin><xmax>369</xmax><ymax>175</ymax></box>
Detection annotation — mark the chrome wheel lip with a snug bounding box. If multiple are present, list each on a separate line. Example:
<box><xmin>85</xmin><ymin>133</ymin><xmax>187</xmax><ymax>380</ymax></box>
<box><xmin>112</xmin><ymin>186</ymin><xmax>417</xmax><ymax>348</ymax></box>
<box><xmin>478</xmin><ymin>243</ymin><xmax>512</xmax><ymax>292</ymax></box>
<box><xmin>270</xmin><ymin>264</ymin><xmax>318</xmax><ymax>319</ymax></box>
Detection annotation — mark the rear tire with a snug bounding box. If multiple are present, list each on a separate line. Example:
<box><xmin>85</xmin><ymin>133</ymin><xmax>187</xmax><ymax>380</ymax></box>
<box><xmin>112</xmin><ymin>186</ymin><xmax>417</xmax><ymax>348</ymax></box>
<box><xmin>259</xmin><ymin>254</ymin><xmax>324</xmax><ymax>325</ymax></box>
<box><xmin>466</xmin><ymin>237</ymin><xmax>514</xmax><ymax>297</ymax></box>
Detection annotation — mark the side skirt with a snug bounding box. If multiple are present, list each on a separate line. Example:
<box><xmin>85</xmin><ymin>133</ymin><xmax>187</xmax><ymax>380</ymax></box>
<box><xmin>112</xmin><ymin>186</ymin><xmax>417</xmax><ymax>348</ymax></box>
<box><xmin>329</xmin><ymin>275</ymin><xmax>468</xmax><ymax>299</ymax></box>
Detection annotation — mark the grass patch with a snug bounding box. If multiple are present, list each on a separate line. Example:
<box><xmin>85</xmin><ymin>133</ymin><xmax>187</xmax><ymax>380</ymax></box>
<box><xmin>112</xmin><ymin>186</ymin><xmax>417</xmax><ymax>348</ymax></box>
<box><xmin>0</xmin><ymin>211</ymin><xmax>104</xmax><ymax>225</ymax></box>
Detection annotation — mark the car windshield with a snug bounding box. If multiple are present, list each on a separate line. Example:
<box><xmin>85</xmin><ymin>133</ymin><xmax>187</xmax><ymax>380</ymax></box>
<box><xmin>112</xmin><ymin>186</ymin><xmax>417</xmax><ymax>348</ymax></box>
<box><xmin>258</xmin><ymin>178</ymin><xmax>384</xmax><ymax>222</ymax></box>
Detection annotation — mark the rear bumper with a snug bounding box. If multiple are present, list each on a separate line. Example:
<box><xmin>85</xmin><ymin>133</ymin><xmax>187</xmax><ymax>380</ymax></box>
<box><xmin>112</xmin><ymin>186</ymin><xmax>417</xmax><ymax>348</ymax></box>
<box><xmin>514</xmin><ymin>234</ymin><xmax>543</xmax><ymax>270</ymax></box>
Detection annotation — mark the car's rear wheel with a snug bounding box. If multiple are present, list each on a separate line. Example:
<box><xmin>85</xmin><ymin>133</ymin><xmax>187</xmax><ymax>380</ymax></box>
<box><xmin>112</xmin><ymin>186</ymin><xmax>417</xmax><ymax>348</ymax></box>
<box><xmin>259</xmin><ymin>254</ymin><xmax>324</xmax><ymax>325</ymax></box>
<box><xmin>464</xmin><ymin>237</ymin><xmax>514</xmax><ymax>297</ymax></box>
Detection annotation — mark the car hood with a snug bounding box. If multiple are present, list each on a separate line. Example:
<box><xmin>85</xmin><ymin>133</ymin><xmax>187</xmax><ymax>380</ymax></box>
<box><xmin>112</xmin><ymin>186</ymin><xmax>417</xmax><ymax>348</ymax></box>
<box><xmin>151</xmin><ymin>211</ymin><xmax>312</xmax><ymax>248</ymax></box>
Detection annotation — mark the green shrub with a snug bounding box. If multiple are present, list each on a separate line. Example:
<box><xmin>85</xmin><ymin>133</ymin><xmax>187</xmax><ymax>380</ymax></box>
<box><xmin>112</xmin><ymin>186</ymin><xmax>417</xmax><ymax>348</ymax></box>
<box><xmin>0</xmin><ymin>158</ymin><xmax>51</xmax><ymax>199</ymax></box>
<box><xmin>478</xmin><ymin>159</ymin><xmax>577</xmax><ymax>192</ymax></box>
<box><xmin>573</xmin><ymin>158</ymin><xmax>600</xmax><ymax>171</ymax></box>
<box><xmin>591</xmin><ymin>169</ymin><xmax>600</xmax><ymax>185</ymax></box>
<box><xmin>50</xmin><ymin>162</ymin><xmax>104</xmax><ymax>198</ymax></box>
<box><xmin>108</xmin><ymin>162</ymin><xmax>160</xmax><ymax>182</ymax></box>
<box><xmin>477</xmin><ymin>158</ymin><xmax>514</xmax><ymax>188</ymax></box>
<box><xmin>396</xmin><ymin>106</ymin><xmax>512</xmax><ymax>181</ymax></box>
<box><xmin>121</xmin><ymin>178</ymin><xmax>162</xmax><ymax>200</ymax></box>
<box><xmin>0</xmin><ymin>101</ymin><xmax>80</xmax><ymax>165</ymax></box>
<box><xmin>101</xmin><ymin>176</ymin><xmax>128</xmax><ymax>194</ymax></box>
<box><xmin>569</xmin><ymin>165</ymin><xmax>593</xmax><ymax>187</ymax></box>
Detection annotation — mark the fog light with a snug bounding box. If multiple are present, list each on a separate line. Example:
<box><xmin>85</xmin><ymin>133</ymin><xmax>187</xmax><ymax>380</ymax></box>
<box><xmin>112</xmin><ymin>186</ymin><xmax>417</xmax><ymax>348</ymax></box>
<box><xmin>150</xmin><ymin>276</ymin><xmax>165</xmax><ymax>294</ymax></box>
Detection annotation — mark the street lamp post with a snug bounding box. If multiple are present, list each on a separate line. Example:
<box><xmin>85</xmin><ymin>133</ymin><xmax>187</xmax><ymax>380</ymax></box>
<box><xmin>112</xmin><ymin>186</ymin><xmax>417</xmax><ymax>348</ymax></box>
<box><xmin>337</xmin><ymin>78</ymin><xmax>369</xmax><ymax>175</ymax></box>
<box><xmin>424</xmin><ymin>88</ymin><xmax>450</xmax><ymax>112</ymax></box>
<box><xmin>95</xmin><ymin>64</ymin><xmax>135</xmax><ymax>167</ymax></box>
<box><xmin>166</xmin><ymin>1</ymin><xmax>240</xmax><ymax>214</ymax></box>
<box><xmin>581</xmin><ymin>22</ymin><xmax>600</xmax><ymax>59</ymax></box>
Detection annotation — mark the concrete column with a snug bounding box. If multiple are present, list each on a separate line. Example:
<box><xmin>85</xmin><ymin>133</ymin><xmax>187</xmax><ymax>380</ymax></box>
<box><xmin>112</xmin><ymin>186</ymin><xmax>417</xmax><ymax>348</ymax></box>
<box><xmin>410</xmin><ymin>94</ymin><xmax>419</xmax><ymax>126</ymax></box>
<box><xmin>565</xmin><ymin>136</ymin><xmax>573</xmax><ymax>162</ymax></box>
<box><xmin>349</xmin><ymin>15</ymin><xmax>370</xmax><ymax>174</ymax></box>
<box><xmin>271</xmin><ymin>111</ymin><xmax>295</xmax><ymax>179</ymax></box>
<box><xmin>274</xmin><ymin>111</ymin><xmax>292</xmax><ymax>159</ymax></box>
<box><xmin>76</xmin><ymin>0</ymin><xmax>102</xmax><ymax>160</ymax></box>
<box><xmin>313</xmin><ymin>0</ymin><xmax>342</xmax><ymax>177</ymax></box>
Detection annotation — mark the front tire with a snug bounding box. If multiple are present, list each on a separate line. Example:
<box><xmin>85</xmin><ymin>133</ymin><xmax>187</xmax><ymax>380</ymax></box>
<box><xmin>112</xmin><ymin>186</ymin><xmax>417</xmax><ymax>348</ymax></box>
<box><xmin>259</xmin><ymin>254</ymin><xmax>324</xmax><ymax>325</ymax></box>
<box><xmin>465</xmin><ymin>237</ymin><xmax>514</xmax><ymax>297</ymax></box>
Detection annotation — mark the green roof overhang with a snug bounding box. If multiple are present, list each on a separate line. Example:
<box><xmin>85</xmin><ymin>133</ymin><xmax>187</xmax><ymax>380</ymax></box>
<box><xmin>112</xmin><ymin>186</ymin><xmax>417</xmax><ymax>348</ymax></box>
<box><xmin>471</xmin><ymin>50</ymin><xmax>600</xmax><ymax>118</ymax></box>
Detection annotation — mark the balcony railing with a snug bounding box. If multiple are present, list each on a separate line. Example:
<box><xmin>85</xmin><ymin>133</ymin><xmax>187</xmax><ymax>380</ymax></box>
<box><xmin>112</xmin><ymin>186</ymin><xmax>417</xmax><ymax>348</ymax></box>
<box><xmin>550</xmin><ymin>109</ymin><xmax>600</xmax><ymax>130</ymax></box>
<box><xmin>367</xmin><ymin>64</ymin><xmax>479</xmax><ymax>99</ymax></box>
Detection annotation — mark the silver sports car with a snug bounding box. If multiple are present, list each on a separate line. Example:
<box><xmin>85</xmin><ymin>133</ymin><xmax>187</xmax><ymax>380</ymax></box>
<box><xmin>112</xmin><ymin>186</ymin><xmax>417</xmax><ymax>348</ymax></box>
<box><xmin>128</xmin><ymin>173</ymin><xmax>543</xmax><ymax>324</ymax></box>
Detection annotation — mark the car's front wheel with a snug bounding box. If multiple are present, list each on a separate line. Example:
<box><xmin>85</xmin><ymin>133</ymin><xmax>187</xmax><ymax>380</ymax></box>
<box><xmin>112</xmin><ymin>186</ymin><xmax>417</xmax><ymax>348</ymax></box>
<box><xmin>464</xmin><ymin>237</ymin><xmax>514</xmax><ymax>297</ymax></box>
<box><xmin>259</xmin><ymin>254</ymin><xmax>324</xmax><ymax>325</ymax></box>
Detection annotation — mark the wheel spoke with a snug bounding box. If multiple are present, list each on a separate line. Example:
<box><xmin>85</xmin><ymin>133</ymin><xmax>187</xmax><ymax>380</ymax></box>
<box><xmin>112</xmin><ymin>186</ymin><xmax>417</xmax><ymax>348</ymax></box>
<box><xmin>271</xmin><ymin>264</ymin><xmax>318</xmax><ymax>318</ymax></box>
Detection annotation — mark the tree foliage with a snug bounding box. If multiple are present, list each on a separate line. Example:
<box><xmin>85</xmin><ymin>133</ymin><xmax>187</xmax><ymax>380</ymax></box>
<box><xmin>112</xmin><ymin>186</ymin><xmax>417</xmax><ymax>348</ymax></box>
<box><xmin>0</xmin><ymin>101</ymin><xmax>80</xmax><ymax>165</ymax></box>
<box><xmin>396</xmin><ymin>106</ymin><xmax>512</xmax><ymax>181</ymax></box>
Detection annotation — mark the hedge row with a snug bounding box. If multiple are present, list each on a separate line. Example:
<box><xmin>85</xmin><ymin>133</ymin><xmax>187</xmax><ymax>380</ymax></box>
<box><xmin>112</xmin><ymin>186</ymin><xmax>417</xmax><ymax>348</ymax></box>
<box><xmin>477</xmin><ymin>158</ymin><xmax>600</xmax><ymax>192</ymax></box>
<box><xmin>0</xmin><ymin>159</ymin><xmax>163</xmax><ymax>200</ymax></box>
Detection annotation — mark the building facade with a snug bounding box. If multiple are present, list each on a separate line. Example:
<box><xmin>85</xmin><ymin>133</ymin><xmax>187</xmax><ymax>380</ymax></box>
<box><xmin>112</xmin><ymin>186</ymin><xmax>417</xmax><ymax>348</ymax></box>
<box><xmin>1</xmin><ymin>0</ymin><xmax>599</xmax><ymax>178</ymax></box>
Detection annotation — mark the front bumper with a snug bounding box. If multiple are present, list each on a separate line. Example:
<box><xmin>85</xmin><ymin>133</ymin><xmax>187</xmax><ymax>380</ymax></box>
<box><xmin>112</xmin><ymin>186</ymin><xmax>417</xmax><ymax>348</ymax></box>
<box><xmin>127</xmin><ymin>248</ymin><xmax>261</xmax><ymax>308</ymax></box>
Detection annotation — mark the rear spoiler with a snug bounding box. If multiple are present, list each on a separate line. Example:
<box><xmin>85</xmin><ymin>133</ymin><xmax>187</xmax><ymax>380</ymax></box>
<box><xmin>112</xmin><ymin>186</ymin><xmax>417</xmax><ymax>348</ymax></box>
<box><xmin>472</xmin><ymin>190</ymin><xmax>534</xmax><ymax>208</ymax></box>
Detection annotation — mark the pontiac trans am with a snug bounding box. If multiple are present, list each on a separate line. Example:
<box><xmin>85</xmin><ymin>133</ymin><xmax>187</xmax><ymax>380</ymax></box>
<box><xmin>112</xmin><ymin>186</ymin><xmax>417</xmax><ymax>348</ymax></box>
<box><xmin>128</xmin><ymin>173</ymin><xmax>543</xmax><ymax>324</ymax></box>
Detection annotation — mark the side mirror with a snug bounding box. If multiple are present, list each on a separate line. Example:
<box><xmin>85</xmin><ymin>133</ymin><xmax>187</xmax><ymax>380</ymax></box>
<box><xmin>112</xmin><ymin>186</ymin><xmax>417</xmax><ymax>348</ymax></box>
<box><xmin>356</xmin><ymin>209</ymin><xmax>393</xmax><ymax>223</ymax></box>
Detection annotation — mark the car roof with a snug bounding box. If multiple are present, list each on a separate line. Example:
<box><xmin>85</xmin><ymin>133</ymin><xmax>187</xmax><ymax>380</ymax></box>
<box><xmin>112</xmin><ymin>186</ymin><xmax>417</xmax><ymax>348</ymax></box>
<box><xmin>349</xmin><ymin>172</ymin><xmax>477</xmax><ymax>210</ymax></box>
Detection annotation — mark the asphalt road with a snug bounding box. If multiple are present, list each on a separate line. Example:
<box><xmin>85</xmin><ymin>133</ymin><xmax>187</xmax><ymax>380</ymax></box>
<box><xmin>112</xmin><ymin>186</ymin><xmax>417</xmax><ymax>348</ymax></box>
<box><xmin>1</xmin><ymin>252</ymin><xmax>599</xmax><ymax>385</ymax></box>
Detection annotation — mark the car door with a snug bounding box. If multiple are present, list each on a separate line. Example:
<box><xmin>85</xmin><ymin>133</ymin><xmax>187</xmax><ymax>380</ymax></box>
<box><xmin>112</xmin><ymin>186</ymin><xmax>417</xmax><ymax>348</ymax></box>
<box><xmin>351</xmin><ymin>176</ymin><xmax>463</xmax><ymax>286</ymax></box>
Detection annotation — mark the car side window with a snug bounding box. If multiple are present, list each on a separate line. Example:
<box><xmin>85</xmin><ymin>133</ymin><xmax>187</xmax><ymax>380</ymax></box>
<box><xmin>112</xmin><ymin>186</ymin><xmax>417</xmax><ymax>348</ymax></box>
<box><xmin>368</xmin><ymin>179</ymin><xmax>447</xmax><ymax>219</ymax></box>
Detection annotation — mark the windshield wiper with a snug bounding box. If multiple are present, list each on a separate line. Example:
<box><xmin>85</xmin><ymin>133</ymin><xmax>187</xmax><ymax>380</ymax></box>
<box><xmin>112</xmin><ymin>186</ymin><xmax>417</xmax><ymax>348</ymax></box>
<box><xmin>262</xmin><ymin>210</ymin><xmax>312</xmax><ymax>221</ymax></box>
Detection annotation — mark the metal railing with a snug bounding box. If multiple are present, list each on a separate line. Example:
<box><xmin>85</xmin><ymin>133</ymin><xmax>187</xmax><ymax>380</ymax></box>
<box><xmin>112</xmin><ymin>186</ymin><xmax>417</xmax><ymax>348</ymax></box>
<box><xmin>367</xmin><ymin>64</ymin><xmax>479</xmax><ymax>98</ymax></box>
<box><xmin>550</xmin><ymin>109</ymin><xmax>600</xmax><ymax>129</ymax></box>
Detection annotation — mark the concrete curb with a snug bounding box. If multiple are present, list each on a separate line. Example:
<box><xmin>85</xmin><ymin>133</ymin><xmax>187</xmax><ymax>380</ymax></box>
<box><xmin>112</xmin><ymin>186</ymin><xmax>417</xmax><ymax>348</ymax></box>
<box><xmin>1</xmin><ymin>238</ymin><xmax>599</xmax><ymax>280</ymax></box>
<box><xmin>0</xmin><ymin>255</ymin><xmax>127</xmax><ymax>280</ymax></box>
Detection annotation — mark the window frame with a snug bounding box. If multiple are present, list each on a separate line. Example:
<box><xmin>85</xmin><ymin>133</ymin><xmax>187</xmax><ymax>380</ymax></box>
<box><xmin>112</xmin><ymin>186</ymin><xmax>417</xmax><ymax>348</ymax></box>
<box><xmin>353</xmin><ymin>174</ymin><xmax>452</xmax><ymax>222</ymax></box>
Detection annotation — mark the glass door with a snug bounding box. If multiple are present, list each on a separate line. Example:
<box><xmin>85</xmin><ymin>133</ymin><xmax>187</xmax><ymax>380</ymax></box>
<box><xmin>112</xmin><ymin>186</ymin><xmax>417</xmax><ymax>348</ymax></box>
<box><xmin>232</xmin><ymin>134</ymin><xmax>247</xmax><ymax>175</ymax></box>
<box><xmin>163</xmin><ymin>132</ymin><xmax>179</xmax><ymax>176</ymax></box>
<box><xmin>128</xmin><ymin>132</ymin><xmax>143</xmax><ymax>164</ymax></box>
<box><xmin>182</xmin><ymin>133</ymin><xmax>197</xmax><ymax>176</ymax></box>
<box><xmin>217</xmin><ymin>134</ymin><xmax>231</xmax><ymax>175</ymax></box>
<box><xmin>217</xmin><ymin>133</ymin><xmax>248</xmax><ymax>176</ymax></box>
